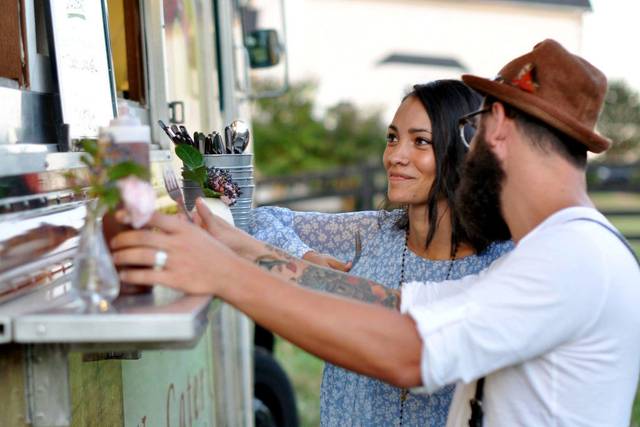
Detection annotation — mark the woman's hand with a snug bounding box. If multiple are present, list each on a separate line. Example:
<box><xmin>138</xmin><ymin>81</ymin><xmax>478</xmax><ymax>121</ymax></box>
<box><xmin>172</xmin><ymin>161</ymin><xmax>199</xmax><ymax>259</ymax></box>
<box><xmin>302</xmin><ymin>251</ymin><xmax>352</xmax><ymax>272</ymax></box>
<box><xmin>191</xmin><ymin>198</ymin><xmax>263</xmax><ymax>260</ymax></box>
<box><xmin>110</xmin><ymin>210</ymin><xmax>243</xmax><ymax>295</ymax></box>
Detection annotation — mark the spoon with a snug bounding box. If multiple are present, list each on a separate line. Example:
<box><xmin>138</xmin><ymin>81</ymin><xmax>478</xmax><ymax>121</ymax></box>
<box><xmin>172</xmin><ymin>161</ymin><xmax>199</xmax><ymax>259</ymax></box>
<box><xmin>229</xmin><ymin>120</ymin><xmax>250</xmax><ymax>154</ymax></box>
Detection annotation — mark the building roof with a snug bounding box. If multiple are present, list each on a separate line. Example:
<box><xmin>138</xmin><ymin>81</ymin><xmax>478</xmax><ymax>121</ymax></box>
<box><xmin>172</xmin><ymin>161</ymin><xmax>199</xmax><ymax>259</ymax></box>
<box><xmin>490</xmin><ymin>0</ymin><xmax>591</xmax><ymax>10</ymax></box>
<box><xmin>378</xmin><ymin>54</ymin><xmax>467</xmax><ymax>71</ymax></box>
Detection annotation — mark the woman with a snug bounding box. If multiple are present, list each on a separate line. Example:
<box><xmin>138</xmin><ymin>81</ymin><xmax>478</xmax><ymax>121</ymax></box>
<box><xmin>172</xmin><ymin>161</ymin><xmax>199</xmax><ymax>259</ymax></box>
<box><xmin>248</xmin><ymin>80</ymin><xmax>513</xmax><ymax>427</ymax></box>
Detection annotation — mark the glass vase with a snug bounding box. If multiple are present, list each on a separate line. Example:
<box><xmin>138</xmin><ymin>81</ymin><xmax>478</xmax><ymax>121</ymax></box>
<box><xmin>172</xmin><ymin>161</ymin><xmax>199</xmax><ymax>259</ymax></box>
<box><xmin>71</xmin><ymin>201</ymin><xmax>120</xmax><ymax>312</ymax></box>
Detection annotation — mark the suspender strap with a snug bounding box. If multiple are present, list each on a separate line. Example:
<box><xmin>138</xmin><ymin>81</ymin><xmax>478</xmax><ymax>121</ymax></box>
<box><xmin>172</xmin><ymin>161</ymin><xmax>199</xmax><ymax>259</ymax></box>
<box><xmin>467</xmin><ymin>217</ymin><xmax>639</xmax><ymax>427</ymax></box>
<box><xmin>567</xmin><ymin>217</ymin><xmax>640</xmax><ymax>266</ymax></box>
<box><xmin>468</xmin><ymin>377</ymin><xmax>485</xmax><ymax>427</ymax></box>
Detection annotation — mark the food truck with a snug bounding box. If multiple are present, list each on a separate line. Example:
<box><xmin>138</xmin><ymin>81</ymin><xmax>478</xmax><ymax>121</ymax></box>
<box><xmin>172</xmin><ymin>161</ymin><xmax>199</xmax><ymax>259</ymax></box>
<box><xmin>0</xmin><ymin>1</ymin><xmax>294</xmax><ymax>426</ymax></box>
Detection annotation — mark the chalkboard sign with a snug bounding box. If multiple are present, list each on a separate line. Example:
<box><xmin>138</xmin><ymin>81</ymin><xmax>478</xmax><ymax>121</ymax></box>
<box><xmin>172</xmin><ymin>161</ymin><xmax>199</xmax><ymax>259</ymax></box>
<box><xmin>49</xmin><ymin>0</ymin><xmax>116</xmax><ymax>139</ymax></box>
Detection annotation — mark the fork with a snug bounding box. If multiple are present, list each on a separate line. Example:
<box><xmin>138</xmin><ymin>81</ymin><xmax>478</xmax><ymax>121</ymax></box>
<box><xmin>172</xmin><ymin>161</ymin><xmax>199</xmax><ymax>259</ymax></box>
<box><xmin>162</xmin><ymin>167</ymin><xmax>194</xmax><ymax>222</ymax></box>
<box><xmin>351</xmin><ymin>230</ymin><xmax>362</xmax><ymax>268</ymax></box>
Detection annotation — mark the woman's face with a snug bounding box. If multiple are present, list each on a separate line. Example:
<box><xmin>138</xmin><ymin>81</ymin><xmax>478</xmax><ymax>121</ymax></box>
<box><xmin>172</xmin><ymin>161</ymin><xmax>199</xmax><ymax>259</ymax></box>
<box><xmin>383</xmin><ymin>95</ymin><xmax>436</xmax><ymax>206</ymax></box>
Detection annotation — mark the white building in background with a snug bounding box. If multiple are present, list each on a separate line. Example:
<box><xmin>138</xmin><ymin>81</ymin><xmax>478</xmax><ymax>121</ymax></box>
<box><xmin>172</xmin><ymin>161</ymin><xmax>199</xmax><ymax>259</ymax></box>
<box><xmin>275</xmin><ymin>0</ymin><xmax>592</xmax><ymax>121</ymax></box>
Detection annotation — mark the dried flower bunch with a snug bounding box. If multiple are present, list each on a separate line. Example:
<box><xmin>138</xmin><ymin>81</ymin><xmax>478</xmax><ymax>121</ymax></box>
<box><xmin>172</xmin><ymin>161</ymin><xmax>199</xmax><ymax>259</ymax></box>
<box><xmin>175</xmin><ymin>144</ymin><xmax>242</xmax><ymax>206</ymax></box>
<box><xmin>206</xmin><ymin>168</ymin><xmax>242</xmax><ymax>206</ymax></box>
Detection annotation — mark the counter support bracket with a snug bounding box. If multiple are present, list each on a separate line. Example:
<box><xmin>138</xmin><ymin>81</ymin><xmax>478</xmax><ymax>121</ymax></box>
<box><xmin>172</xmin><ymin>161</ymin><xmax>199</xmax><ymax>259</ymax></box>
<box><xmin>25</xmin><ymin>344</ymin><xmax>71</xmax><ymax>427</ymax></box>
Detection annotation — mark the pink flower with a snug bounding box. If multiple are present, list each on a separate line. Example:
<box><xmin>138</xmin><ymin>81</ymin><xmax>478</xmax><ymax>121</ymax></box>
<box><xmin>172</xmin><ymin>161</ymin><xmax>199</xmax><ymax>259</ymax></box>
<box><xmin>117</xmin><ymin>177</ymin><xmax>156</xmax><ymax>228</ymax></box>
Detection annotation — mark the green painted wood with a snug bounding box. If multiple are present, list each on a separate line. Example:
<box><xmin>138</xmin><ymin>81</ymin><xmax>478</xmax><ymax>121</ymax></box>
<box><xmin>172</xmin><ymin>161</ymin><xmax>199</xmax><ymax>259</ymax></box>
<box><xmin>121</xmin><ymin>327</ymin><xmax>217</xmax><ymax>427</ymax></box>
<box><xmin>69</xmin><ymin>352</ymin><xmax>125</xmax><ymax>427</ymax></box>
<box><xmin>0</xmin><ymin>345</ymin><xmax>29</xmax><ymax>427</ymax></box>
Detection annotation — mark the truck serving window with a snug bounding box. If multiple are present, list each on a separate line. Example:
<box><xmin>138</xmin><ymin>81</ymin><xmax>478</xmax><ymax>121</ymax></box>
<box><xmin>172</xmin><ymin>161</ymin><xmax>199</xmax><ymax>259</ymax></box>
<box><xmin>107</xmin><ymin>0</ymin><xmax>146</xmax><ymax>104</ymax></box>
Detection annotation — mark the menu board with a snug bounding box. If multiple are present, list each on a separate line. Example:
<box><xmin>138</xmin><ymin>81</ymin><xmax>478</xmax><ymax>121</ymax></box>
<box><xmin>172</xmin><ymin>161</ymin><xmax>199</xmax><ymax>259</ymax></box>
<box><xmin>49</xmin><ymin>0</ymin><xmax>116</xmax><ymax>139</ymax></box>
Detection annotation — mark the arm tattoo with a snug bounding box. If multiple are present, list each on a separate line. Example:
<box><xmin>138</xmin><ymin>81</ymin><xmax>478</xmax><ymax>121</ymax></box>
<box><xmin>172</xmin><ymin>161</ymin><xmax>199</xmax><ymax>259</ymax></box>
<box><xmin>255</xmin><ymin>256</ymin><xmax>296</xmax><ymax>273</ymax></box>
<box><xmin>253</xmin><ymin>243</ymin><xmax>400</xmax><ymax>310</ymax></box>
<box><xmin>298</xmin><ymin>266</ymin><xmax>400</xmax><ymax>309</ymax></box>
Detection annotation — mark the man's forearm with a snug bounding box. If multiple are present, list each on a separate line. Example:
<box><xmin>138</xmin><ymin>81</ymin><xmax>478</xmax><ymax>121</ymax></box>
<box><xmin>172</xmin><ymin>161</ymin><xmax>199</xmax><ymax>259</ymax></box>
<box><xmin>221</xmin><ymin>256</ymin><xmax>423</xmax><ymax>388</ymax></box>
<box><xmin>253</xmin><ymin>242</ymin><xmax>401</xmax><ymax>309</ymax></box>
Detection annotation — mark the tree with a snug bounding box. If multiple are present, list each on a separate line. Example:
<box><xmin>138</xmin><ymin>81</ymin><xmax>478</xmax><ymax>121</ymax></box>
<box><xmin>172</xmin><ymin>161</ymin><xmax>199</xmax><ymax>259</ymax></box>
<box><xmin>597</xmin><ymin>80</ymin><xmax>640</xmax><ymax>162</ymax></box>
<box><xmin>252</xmin><ymin>81</ymin><xmax>386</xmax><ymax>176</ymax></box>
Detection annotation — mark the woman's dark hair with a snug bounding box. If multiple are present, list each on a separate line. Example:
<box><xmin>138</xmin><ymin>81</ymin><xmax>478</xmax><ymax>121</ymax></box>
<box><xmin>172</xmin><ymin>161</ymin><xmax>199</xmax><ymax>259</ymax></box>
<box><xmin>394</xmin><ymin>80</ymin><xmax>487</xmax><ymax>255</ymax></box>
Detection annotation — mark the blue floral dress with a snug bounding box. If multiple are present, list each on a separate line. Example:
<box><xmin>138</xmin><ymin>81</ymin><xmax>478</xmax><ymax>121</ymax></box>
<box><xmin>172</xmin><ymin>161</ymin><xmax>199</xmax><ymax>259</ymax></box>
<box><xmin>249</xmin><ymin>207</ymin><xmax>513</xmax><ymax>427</ymax></box>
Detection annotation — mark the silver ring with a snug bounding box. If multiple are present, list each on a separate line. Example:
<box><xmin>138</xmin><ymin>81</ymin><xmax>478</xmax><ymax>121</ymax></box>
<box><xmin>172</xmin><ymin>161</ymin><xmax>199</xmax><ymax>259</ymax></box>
<box><xmin>153</xmin><ymin>250</ymin><xmax>168</xmax><ymax>270</ymax></box>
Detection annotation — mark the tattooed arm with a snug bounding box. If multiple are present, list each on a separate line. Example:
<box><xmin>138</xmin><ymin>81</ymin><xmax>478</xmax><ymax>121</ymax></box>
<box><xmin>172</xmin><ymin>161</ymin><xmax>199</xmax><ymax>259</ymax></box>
<box><xmin>190</xmin><ymin>197</ymin><xmax>400</xmax><ymax>307</ymax></box>
<box><xmin>113</xmin><ymin>208</ymin><xmax>423</xmax><ymax>388</ymax></box>
<box><xmin>255</xmin><ymin>243</ymin><xmax>401</xmax><ymax>310</ymax></box>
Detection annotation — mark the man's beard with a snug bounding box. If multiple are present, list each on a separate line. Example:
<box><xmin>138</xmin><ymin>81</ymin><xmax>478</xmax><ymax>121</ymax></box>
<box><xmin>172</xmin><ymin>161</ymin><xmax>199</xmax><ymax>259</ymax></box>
<box><xmin>455</xmin><ymin>132</ymin><xmax>511</xmax><ymax>250</ymax></box>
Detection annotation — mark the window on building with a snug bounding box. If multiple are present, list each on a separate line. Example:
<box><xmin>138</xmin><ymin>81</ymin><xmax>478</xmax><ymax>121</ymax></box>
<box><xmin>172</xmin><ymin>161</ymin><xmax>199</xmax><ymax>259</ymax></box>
<box><xmin>0</xmin><ymin>0</ymin><xmax>30</xmax><ymax>88</ymax></box>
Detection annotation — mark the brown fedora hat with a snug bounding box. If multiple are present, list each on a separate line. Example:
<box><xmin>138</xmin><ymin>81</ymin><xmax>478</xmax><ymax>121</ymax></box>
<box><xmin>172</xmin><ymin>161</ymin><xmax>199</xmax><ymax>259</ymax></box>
<box><xmin>462</xmin><ymin>39</ymin><xmax>611</xmax><ymax>153</ymax></box>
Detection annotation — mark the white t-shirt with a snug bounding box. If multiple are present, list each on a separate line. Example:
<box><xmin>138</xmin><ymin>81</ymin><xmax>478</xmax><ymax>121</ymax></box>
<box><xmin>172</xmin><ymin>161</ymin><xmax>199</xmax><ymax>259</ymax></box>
<box><xmin>401</xmin><ymin>207</ymin><xmax>640</xmax><ymax>427</ymax></box>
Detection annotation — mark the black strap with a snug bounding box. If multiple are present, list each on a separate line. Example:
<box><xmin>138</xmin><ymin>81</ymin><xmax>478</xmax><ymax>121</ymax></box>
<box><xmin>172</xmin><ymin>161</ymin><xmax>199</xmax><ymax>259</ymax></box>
<box><xmin>468</xmin><ymin>377</ymin><xmax>484</xmax><ymax>427</ymax></box>
<box><xmin>467</xmin><ymin>217</ymin><xmax>639</xmax><ymax>427</ymax></box>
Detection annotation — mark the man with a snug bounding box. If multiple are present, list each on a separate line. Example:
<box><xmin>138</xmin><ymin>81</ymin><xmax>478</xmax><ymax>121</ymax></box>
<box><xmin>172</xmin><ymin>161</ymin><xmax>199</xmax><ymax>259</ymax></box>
<box><xmin>112</xmin><ymin>40</ymin><xmax>640</xmax><ymax>425</ymax></box>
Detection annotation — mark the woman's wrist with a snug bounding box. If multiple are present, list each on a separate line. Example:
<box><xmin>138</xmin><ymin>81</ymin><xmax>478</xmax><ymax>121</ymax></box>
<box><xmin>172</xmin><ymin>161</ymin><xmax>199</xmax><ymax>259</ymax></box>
<box><xmin>235</xmin><ymin>234</ymin><xmax>266</xmax><ymax>261</ymax></box>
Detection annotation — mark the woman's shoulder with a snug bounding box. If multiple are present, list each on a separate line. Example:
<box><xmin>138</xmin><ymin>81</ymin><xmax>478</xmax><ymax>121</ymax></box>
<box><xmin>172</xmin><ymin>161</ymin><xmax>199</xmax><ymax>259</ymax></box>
<box><xmin>452</xmin><ymin>240</ymin><xmax>514</xmax><ymax>267</ymax></box>
<box><xmin>479</xmin><ymin>240</ymin><xmax>515</xmax><ymax>260</ymax></box>
<box><xmin>376</xmin><ymin>209</ymin><xmax>405</xmax><ymax>230</ymax></box>
<box><xmin>445</xmin><ymin>240</ymin><xmax>514</xmax><ymax>278</ymax></box>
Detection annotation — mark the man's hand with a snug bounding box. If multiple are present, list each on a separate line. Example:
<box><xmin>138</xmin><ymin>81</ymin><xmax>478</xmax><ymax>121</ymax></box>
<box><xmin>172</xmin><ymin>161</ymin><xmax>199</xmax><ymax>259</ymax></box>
<box><xmin>303</xmin><ymin>251</ymin><xmax>352</xmax><ymax>272</ymax></box>
<box><xmin>111</xmin><ymin>209</ymin><xmax>243</xmax><ymax>295</ymax></box>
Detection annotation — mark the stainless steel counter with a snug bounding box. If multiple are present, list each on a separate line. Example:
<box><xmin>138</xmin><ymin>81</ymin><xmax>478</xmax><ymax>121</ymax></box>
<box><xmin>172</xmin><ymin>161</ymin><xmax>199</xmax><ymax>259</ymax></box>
<box><xmin>0</xmin><ymin>276</ymin><xmax>215</xmax><ymax>350</ymax></box>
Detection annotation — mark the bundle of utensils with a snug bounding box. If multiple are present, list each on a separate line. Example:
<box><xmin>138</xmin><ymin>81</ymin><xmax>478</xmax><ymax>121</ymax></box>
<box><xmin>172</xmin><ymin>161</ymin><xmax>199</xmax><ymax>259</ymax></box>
<box><xmin>157</xmin><ymin>119</ymin><xmax>250</xmax><ymax>154</ymax></box>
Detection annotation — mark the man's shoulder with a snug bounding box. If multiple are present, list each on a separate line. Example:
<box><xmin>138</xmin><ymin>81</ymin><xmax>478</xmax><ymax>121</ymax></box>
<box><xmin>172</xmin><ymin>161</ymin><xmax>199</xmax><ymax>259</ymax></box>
<box><xmin>520</xmin><ymin>207</ymin><xmax>615</xmax><ymax>252</ymax></box>
<box><xmin>511</xmin><ymin>206</ymin><xmax>638</xmax><ymax>287</ymax></box>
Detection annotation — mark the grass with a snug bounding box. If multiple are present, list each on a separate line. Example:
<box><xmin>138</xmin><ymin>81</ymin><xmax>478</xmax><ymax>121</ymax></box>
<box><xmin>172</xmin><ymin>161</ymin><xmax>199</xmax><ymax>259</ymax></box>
<box><xmin>634</xmin><ymin>387</ymin><xmax>640</xmax><ymax>427</ymax></box>
<box><xmin>593</xmin><ymin>191</ymin><xmax>640</xmax><ymax>254</ymax></box>
<box><xmin>593</xmin><ymin>193</ymin><xmax>640</xmax><ymax>426</ymax></box>
<box><xmin>273</xmin><ymin>192</ymin><xmax>640</xmax><ymax>426</ymax></box>
<box><xmin>591</xmin><ymin>191</ymin><xmax>640</xmax><ymax>211</ymax></box>
<box><xmin>274</xmin><ymin>338</ymin><xmax>323</xmax><ymax>427</ymax></box>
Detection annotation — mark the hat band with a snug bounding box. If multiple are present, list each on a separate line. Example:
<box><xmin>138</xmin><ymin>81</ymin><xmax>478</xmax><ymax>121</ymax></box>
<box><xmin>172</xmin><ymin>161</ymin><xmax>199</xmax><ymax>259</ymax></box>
<box><xmin>494</xmin><ymin>63</ymin><xmax>538</xmax><ymax>94</ymax></box>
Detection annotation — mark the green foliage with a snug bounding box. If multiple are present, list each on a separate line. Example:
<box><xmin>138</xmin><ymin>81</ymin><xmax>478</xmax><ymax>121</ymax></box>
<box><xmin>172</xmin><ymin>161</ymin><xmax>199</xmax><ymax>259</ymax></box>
<box><xmin>69</xmin><ymin>139</ymin><xmax>150</xmax><ymax>213</ymax></box>
<box><xmin>598</xmin><ymin>80</ymin><xmax>640</xmax><ymax>161</ymax></box>
<box><xmin>182</xmin><ymin>168</ymin><xmax>207</xmax><ymax>186</ymax></box>
<box><xmin>174</xmin><ymin>143</ymin><xmax>224</xmax><ymax>199</ymax></box>
<box><xmin>252</xmin><ymin>81</ymin><xmax>386</xmax><ymax>176</ymax></box>
<box><xmin>100</xmin><ymin>186</ymin><xmax>121</xmax><ymax>211</ymax></box>
<box><xmin>175</xmin><ymin>144</ymin><xmax>207</xmax><ymax>188</ymax></box>
<box><xmin>81</xmin><ymin>139</ymin><xmax>99</xmax><ymax>157</ymax></box>
<box><xmin>108</xmin><ymin>161</ymin><xmax>149</xmax><ymax>181</ymax></box>
<box><xmin>203</xmin><ymin>188</ymin><xmax>221</xmax><ymax>198</ymax></box>
<box><xmin>175</xmin><ymin>144</ymin><xmax>204</xmax><ymax>170</ymax></box>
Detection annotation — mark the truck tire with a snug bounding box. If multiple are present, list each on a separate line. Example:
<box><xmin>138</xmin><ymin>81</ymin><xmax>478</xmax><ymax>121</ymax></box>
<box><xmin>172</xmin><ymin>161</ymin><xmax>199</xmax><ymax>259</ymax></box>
<box><xmin>254</xmin><ymin>347</ymin><xmax>299</xmax><ymax>427</ymax></box>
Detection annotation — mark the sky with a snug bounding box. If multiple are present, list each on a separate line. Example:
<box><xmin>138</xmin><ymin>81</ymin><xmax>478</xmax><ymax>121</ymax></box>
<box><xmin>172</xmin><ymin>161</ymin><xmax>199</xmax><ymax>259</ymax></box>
<box><xmin>582</xmin><ymin>0</ymin><xmax>640</xmax><ymax>92</ymax></box>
